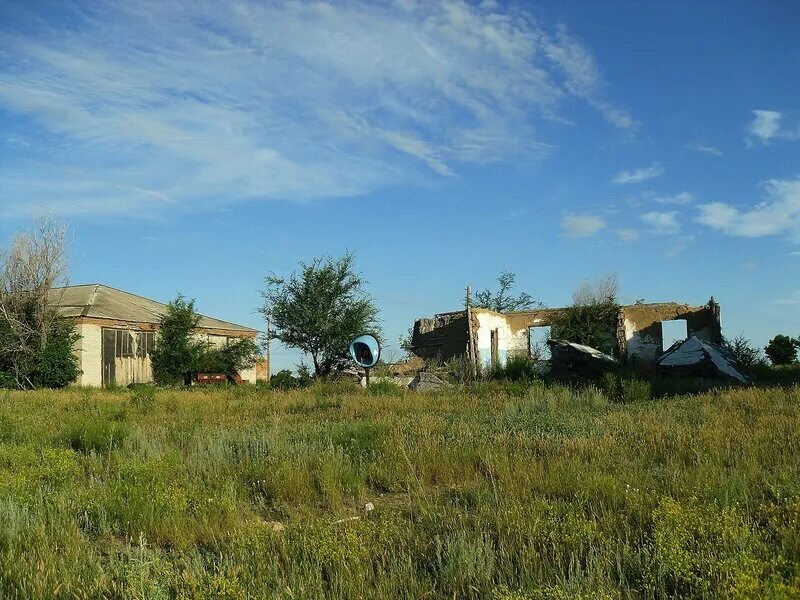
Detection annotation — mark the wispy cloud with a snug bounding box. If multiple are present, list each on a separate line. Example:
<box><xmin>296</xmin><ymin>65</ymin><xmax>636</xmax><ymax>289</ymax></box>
<box><xmin>615</xmin><ymin>228</ymin><xmax>640</xmax><ymax>242</ymax></box>
<box><xmin>686</xmin><ymin>142</ymin><xmax>722</xmax><ymax>156</ymax></box>
<box><xmin>696</xmin><ymin>176</ymin><xmax>800</xmax><ymax>240</ymax></box>
<box><xmin>561</xmin><ymin>214</ymin><xmax>606</xmax><ymax>238</ymax></box>
<box><xmin>640</xmin><ymin>211</ymin><xmax>681</xmax><ymax>235</ymax></box>
<box><xmin>0</xmin><ymin>0</ymin><xmax>632</xmax><ymax>217</ymax></box>
<box><xmin>653</xmin><ymin>192</ymin><xmax>694</xmax><ymax>206</ymax></box>
<box><xmin>746</xmin><ymin>110</ymin><xmax>800</xmax><ymax>145</ymax></box>
<box><xmin>772</xmin><ymin>291</ymin><xmax>800</xmax><ymax>305</ymax></box>
<box><xmin>613</xmin><ymin>162</ymin><xmax>665</xmax><ymax>185</ymax></box>
<box><xmin>667</xmin><ymin>235</ymin><xmax>694</xmax><ymax>258</ymax></box>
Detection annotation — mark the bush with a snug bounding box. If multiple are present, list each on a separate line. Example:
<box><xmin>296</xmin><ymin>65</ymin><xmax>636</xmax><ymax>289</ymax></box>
<box><xmin>600</xmin><ymin>372</ymin><xmax>651</xmax><ymax>404</ymax></box>
<box><xmin>491</xmin><ymin>355</ymin><xmax>540</xmax><ymax>382</ymax></box>
<box><xmin>365</xmin><ymin>380</ymin><xmax>405</xmax><ymax>396</ymax></box>
<box><xmin>270</xmin><ymin>369</ymin><xmax>302</xmax><ymax>391</ymax></box>
<box><xmin>724</xmin><ymin>334</ymin><xmax>766</xmax><ymax>372</ymax></box>
<box><xmin>61</xmin><ymin>414</ymin><xmax>130</xmax><ymax>454</ymax></box>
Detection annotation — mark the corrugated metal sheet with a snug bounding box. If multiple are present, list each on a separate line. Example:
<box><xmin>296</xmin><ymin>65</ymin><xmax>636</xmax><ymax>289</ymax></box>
<box><xmin>49</xmin><ymin>284</ymin><xmax>257</xmax><ymax>333</ymax></box>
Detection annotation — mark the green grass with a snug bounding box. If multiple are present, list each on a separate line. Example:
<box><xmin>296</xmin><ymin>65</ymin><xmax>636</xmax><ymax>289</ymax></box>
<box><xmin>0</xmin><ymin>381</ymin><xmax>798</xmax><ymax>598</ymax></box>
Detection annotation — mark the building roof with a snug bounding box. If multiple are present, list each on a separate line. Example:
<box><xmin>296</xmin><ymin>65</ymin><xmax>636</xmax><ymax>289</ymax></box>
<box><xmin>49</xmin><ymin>284</ymin><xmax>258</xmax><ymax>333</ymax></box>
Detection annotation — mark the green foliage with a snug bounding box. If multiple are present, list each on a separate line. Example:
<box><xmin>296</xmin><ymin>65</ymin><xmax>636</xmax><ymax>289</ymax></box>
<box><xmin>0</xmin><ymin>317</ymin><xmax>80</xmax><ymax>390</ymax></box>
<box><xmin>197</xmin><ymin>337</ymin><xmax>260</xmax><ymax>382</ymax></box>
<box><xmin>270</xmin><ymin>369</ymin><xmax>303</xmax><ymax>390</ymax></box>
<box><xmin>151</xmin><ymin>295</ymin><xmax>259</xmax><ymax>385</ymax></box>
<box><xmin>261</xmin><ymin>253</ymin><xmax>380</xmax><ymax>377</ymax></box>
<box><xmin>764</xmin><ymin>334</ymin><xmax>799</xmax><ymax>366</ymax></box>
<box><xmin>474</xmin><ymin>270</ymin><xmax>540</xmax><ymax>313</ymax></box>
<box><xmin>0</xmin><ymin>384</ymin><xmax>797</xmax><ymax>596</ymax></box>
<box><xmin>30</xmin><ymin>318</ymin><xmax>81</xmax><ymax>388</ymax></box>
<box><xmin>725</xmin><ymin>333</ymin><xmax>767</xmax><ymax>372</ymax></box>
<box><xmin>551</xmin><ymin>301</ymin><xmax>620</xmax><ymax>355</ymax></box>
<box><xmin>599</xmin><ymin>372</ymin><xmax>651</xmax><ymax>403</ymax></box>
<box><xmin>150</xmin><ymin>295</ymin><xmax>203</xmax><ymax>385</ymax></box>
<box><xmin>491</xmin><ymin>354</ymin><xmax>540</xmax><ymax>382</ymax></box>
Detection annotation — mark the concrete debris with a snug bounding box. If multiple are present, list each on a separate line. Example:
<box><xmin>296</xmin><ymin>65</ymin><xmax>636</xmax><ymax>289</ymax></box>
<box><xmin>408</xmin><ymin>371</ymin><xmax>451</xmax><ymax>392</ymax></box>
<box><xmin>547</xmin><ymin>339</ymin><xmax>617</xmax><ymax>376</ymax></box>
<box><xmin>658</xmin><ymin>336</ymin><xmax>747</xmax><ymax>383</ymax></box>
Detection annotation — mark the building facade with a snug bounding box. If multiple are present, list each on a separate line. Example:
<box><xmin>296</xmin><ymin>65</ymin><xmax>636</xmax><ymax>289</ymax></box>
<box><xmin>411</xmin><ymin>298</ymin><xmax>722</xmax><ymax>368</ymax></box>
<box><xmin>51</xmin><ymin>285</ymin><xmax>263</xmax><ymax>387</ymax></box>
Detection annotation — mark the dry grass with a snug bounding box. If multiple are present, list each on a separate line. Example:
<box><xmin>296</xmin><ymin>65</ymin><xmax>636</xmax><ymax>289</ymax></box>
<box><xmin>0</xmin><ymin>381</ymin><xmax>798</xmax><ymax>598</ymax></box>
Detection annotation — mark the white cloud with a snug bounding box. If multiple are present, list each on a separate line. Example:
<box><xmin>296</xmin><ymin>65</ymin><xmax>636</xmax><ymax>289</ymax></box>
<box><xmin>640</xmin><ymin>211</ymin><xmax>681</xmax><ymax>235</ymax></box>
<box><xmin>613</xmin><ymin>162</ymin><xmax>664</xmax><ymax>185</ymax></box>
<box><xmin>696</xmin><ymin>176</ymin><xmax>800</xmax><ymax>239</ymax></box>
<box><xmin>772</xmin><ymin>291</ymin><xmax>800</xmax><ymax>305</ymax></box>
<box><xmin>667</xmin><ymin>235</ymin><xmax>694</xmax><ymax>258</ymax></box>
<box><xmin>0</xmin><ymin>0</ymin><xmax>633</xmax><ymax>217</ymax></box>
<box><xmin>615</xmin><ymin>228</ymin><xmax>640</xmax><ymax>241</ymax></box>
<box><xmin>561</xmin><ymin>214</ymin><xmax>606</xmax><ymax>238</ymax></box>
<box><xmin>653</xmin><ymin>192</ymin><xmax>694</xmax><ymax>205</ymax></box>
<box><xmin>746</xmin><ymin>110</ymin><xmax>800</xmax><ymax>145</ymax></box>
<box><xmin>686</xmin><ymin>143</ymin><xmax>722</xmax><ymax>156</ymax></box>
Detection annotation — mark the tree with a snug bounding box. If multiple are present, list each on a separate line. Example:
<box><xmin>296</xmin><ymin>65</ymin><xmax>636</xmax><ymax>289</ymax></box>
<box><xmin>198</xmin><ymin>337</ymin><xmax>260</xmax><ymax>383</ymax></box>
<box><xmin>551</xmin><ymin>274</ymin><xmax>620</xmax><ymax>355</ymax></box>
<box><xmin>151</xmin><ymin>295</ymin><xmax>261</xmax><ymax>385</ymax></box>
<box><xmin>260</xmin><ymin>254</ymin><xmax>380</xmax><ymax>377</ymax></box>
<box><xmin>474</xmin><ymin>271</ymin><xmax>540</xmax><ymax>312</ymax></box>
<box><xmin>0</xmin><ymin>217</ymin><xmax>80</xmax><ymax>389</ymax></box>
<box><xmin>150</xmin><ymin>295</ymin><xmax>204</xmax><ymax>385</ymax></box>
<box><xmin>764</xmin><ymin>334</ymin><xmax>798</xmax><ymax>366</ymax></box>
<box><xmin>724</xmin><ymin>334</ymin><xmax>765</xmax><ymax>371</ymax></box>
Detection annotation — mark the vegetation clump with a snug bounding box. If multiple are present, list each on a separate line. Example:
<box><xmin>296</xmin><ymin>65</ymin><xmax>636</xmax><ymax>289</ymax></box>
<box><xmin>150</xmin><ymin>295</ymin><xmax>259</xmax><ymax>385</ymax></box>
<box><xmin>0</xmin><ymin>383</ymin><xmax>796</xmax><ymax>596</ymax></box>
<box><xmin>261</xmin><ymin>253</ymin><xmax>380</xmax><ymax>377</ymax></box>
<box><xmin>0</xmin><ymin>218</ymin><xmax>80</xmax><ymax>389</ymax></box>
<box><xmin>764</xmin><ymin>334</ymin><xmax>799</xmax><ymax>366</ymax></box>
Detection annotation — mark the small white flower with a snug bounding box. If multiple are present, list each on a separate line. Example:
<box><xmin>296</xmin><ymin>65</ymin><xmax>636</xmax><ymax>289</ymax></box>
<box><xmin>364</xmin><ymin>502</ymin><xmax>375</xmax><ymax>513</ymax></box>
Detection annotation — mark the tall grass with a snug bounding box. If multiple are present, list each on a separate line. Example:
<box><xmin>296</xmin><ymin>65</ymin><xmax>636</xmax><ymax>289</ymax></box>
<box><xmin>0</xmin><ymin>382</ymin><xmax>797</xmax><ymax>597</ymax></box>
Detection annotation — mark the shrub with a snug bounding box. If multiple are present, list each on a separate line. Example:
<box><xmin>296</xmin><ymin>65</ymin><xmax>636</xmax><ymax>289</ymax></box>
<box><xmin>724</xmin><ymin>334</ymin><xmax>766</xmax><ymax>372</ymax></box>
<box><xmin>365</xmin><ymin>380</ymin><xmax>405</xmax><ymax>396</ymax></box>
<box><xmin>61</xmin><ymin>414</ymin><xmax>130</xmax><ymax>454</ymax></box>
<box><xmin>600</xmin><ymin>372</ymin><xmax>651</xmax><ymax>403</ymax></box>
<box><xmin>491</xmin><ymin>355</ymin><xmax>540</xmax><ymax>382</ymax></box>
<box><xmin>270</xmin><ymin>369</ymin><xmax>301</xmax><ymax>390</ymax></box>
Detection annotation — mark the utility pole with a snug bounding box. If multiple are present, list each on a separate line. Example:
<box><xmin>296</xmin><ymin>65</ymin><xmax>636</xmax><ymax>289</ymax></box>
<box><xmin>265</xmin><ymin>315</ymin><xmax>271</xmax><ymax>383</ymax></box>
<box><xmin>465</xmin><ymin>285</ymin><xmax>477</xmax><ymax>379</ymax></box>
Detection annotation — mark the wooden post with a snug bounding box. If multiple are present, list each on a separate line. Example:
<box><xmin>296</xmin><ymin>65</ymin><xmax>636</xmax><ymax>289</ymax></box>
<box><xmin>265</xmin><ymin>316</ymin><xmax>272</xmax><ymax>383</ymax></box>
<box><xmin>465</xmin><ymin>285</ymin><xmax>477</xmax><ymax>379</ymax></box>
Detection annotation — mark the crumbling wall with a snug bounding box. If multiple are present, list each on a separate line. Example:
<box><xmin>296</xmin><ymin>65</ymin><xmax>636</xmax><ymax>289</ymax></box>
<box><xmin>411</xmin><ymin>310</ymin><xmax>470</xmax><ymax>362</ymax></box>
<box><xmin>411</xmin><ymin>298</ymin><xmax>722</xmax><ymax>367</ymax></box>
<box><xmin>622</xmin><ymin>299</ymin><xmax>721</xmax><ymax>361</ymax></box>
<box><xmin>471</xmin><ymin>309</ymin><xmax>528</xmax><ymax>366</ymax></box>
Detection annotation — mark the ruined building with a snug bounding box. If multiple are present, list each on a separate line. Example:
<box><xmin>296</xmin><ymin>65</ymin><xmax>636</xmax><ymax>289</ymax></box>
<box><xmin>411</xmin><ymin>298</ymin><xmax>722</xmax><ymax>367</ymax></box>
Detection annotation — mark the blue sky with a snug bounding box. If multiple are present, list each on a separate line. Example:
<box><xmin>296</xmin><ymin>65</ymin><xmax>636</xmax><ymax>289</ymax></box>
<box><xmin>1</xmin><ymin>0</ymin><xmax>798</xmax><ymax>370</ymax></box>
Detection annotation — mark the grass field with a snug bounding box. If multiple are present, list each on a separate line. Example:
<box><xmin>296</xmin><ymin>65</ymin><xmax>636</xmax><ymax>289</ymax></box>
<box><xmin>0</xmin><ymin>381</ymin><xmax>798</xmax><ymax>598</ymax></box>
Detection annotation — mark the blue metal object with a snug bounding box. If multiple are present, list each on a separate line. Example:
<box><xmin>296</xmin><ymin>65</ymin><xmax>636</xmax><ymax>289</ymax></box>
<box><xmin>349</xmin><ymin>334</ymin><xmax>380</xmax><ymax>369</ymax></box>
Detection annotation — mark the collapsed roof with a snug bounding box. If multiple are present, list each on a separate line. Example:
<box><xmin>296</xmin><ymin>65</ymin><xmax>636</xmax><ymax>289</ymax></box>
<box><xmin>658</xmin><ymin>336</ymin><xmax>746</xmax><ymax>383</ymax></box>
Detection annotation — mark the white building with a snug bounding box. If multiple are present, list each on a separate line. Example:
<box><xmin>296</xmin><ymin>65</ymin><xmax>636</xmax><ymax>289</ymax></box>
<box><xmin>50</xmin><ymin>284</ymin><xmax>262</xmax><ymax>387</ymax></box>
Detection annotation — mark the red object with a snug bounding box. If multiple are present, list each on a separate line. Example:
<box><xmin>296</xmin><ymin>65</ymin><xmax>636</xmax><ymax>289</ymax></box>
<box><xmin>196</xmin><ymin>373</ymin><xmax>229</xmax><ymax>384</ymax></box>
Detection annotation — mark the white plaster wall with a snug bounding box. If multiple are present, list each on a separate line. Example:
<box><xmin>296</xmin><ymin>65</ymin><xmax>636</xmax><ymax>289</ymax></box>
<box><xmin>474</xmin><ymin>312</ymin><xmax>533</xmax><ymax>367</ymax></box>
<box><xmin>75</xmin><ymin>323</ymin><xmax>103</xmax><ymax>387</ymax></box>
<box><xmin>624</xmin><ymin>318</ymin><xmax>662</xmax><ymax>361</ymax></box>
